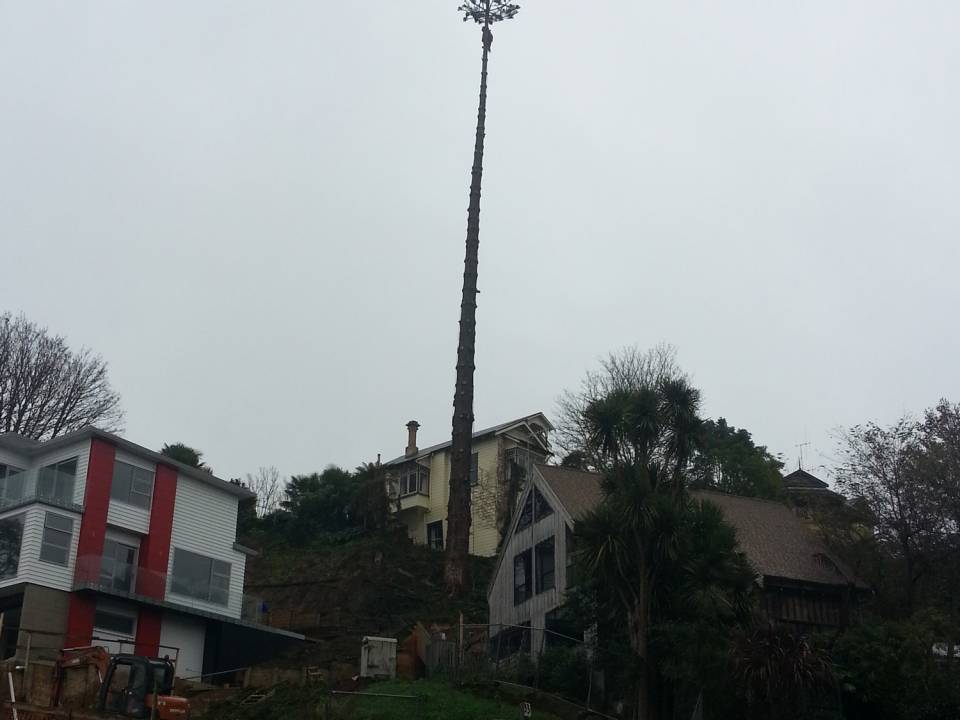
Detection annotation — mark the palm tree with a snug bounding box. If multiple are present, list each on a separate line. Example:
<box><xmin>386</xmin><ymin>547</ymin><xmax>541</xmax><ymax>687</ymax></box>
<box><xmin>444</xmin><ymin>0</ymin><xmax>520</xmax><ymax>596</ymax></box>
<box><xmin>575</xmin><ymin>379</ymin><xmax>704</xmax><ymax>720</ymax></box>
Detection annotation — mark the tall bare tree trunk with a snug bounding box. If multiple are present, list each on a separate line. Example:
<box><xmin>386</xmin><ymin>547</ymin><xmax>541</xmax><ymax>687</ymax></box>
<box><xmin>445</xmin><ymin>23</ymin><xmax>494</xmax><ymax>596</ymax></box>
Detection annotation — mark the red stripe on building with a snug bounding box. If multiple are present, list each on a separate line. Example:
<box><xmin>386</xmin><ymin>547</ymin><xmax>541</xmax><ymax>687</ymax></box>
<box><xmin>136</xmin><ymin>463</ymin><xmax>178</xmax><ymax>598</ymax></box>
<box><xmin>66</xmin><ymin>438</ymin><xmax>116</xmax><ymax>646</ymax></box>
<box><xmin>64</xmin><ymin>595</ymin><xmax>96</xmax><ymax>648</ymax></box>
<box><xmin>134</xmin><ymin>607</ymin><xmax>163</xmax><ymax>657</ymax></box>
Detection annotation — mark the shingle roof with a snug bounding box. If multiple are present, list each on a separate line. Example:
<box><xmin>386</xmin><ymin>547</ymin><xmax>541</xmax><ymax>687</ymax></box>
<box><xmin>383</xmin><ymin>412</ymin><xmax>553</xmax><ymax>466</ymax></box>
<box><xmin>536</xmin><ymin>464</ymin><xmax>605</xmax><ymax>520</ymax></box>
<box><xmin>529</xmin><ymin>465</ymin><xmax>865</xmax><ymax>590</ymax></box>
<box><xmin>782</xmin><ymin>468</ymin><xmax>829</xmax><ymax>490</ymax></box>
<box><xmin>691</xmin><ymin>490</ymin><xmax>866</xmax><ymax>589</ymax></box>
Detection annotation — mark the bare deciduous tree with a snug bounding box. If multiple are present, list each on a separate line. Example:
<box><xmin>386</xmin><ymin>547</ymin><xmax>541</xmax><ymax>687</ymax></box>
<box><xmin>555</xmin><ymin>344</ymin><xmax>687</xmax><ymax>469</ymax></box>
<box><xmin>0</xmin><ymin>312</ymin><xmax>123</xmax><ymax>440</ymax></box>
<box><xmin>834</xmin><ymin>416</ymin><xmax>952</xmax><ymax>612</ymax></box>
<box><xmin>245</xmin><ymin>466</ymin><xmax>283</xmax><ymax>518</ymax></box>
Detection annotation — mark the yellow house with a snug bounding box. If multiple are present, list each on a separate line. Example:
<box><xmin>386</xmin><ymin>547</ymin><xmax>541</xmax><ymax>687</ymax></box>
<box><xmin>382</xmin><ymin>413</ymin><xmax>553</xmax><ymax>557</ymax></box>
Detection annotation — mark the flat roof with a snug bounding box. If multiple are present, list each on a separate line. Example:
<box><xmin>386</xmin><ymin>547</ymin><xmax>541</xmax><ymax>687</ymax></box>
<box><xmin>0</xmin><ymin>428</ymin><xmax>254</xmax><ymax>499</ymax></box>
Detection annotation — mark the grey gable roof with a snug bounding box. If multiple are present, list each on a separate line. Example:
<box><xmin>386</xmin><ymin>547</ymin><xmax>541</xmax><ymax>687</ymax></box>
<box><xmin>521</xmin><ymin>466</ymin><xmax>864</xmax><ymax>590</ymax></box>
<box><xmin>0</xmin><ymin>428</ymin><xmax>253</xmax><ymax>499</ymax></box>
<box><xmin>782</xmin><ymin>468</ymin><xmax>829</xmax><ymax>490</ymax></box>
<box><xmin>383</xmin><ymin>412</ymin><xmax>553</xmax><ymax>466</ymax></box>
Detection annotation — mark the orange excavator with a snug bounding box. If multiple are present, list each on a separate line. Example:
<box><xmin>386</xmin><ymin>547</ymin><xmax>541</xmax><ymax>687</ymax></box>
<box><xmin>48</xmin><ymin>646</ymin><xmax>190</xmax><ymax>719</ymax></box>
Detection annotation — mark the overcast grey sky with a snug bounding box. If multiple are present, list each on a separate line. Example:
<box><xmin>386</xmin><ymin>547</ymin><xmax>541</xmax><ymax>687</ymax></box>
<box><xmin>2</xmin><ymin>1</ymin><xmax>958</xmax><ymax>482</ymax></box>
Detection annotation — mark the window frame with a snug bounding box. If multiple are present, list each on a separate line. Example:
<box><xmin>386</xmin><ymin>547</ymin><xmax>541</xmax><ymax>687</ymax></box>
<box><xmin>0</xmin><ymin>514</ymin><xmax>25</xmax><ymax>579</ymax></box>
<box><xmin>426</xmin><ymin>520</ymin><xmax>444</xmax><ymax>550</ymax></box>
<box><xmin>398</xmin><ymin>464</ymin><xmax>429</xmax><ymax>498</ymax></box>
<box><xmin>517</xmin><ymin>487</ymin><xmax>553</xmax><ymax>532</ymax></box>
<box><xmin>93</xmin><ymin>608</ymin><xmax>136</xmax><ymax>637</ymax></box>
<box><xmin>0</xmin><ymin>465</ymin><xmax>26</xmax><ymax>508</ymax></box>
<box><xmin>535</xmin><ymin>536</ymin><xmax>556</xmax><ymax>594</ymax></box>
<box><xmin>533</xmin><ymin>487</ymin><xmax>554</xmax><ymax>522</ymax></box>
<box><xmin>100</xmin><ymin>538</ymin><xmax>138</xmax><ymax>593</ymax></box>
<box><xmin>110</xmin><ymin>461</ymin><xmax>155</xmax><ymax>510</ymax></box>
<box><xmin>513</xmin><ymin>549</ymin><xmax>532</xmax><ymax>606</ymax></box>
<box><xmin>170</xmin><ymin>548</ymin><xmax>232</xmax><ymax>606</ymax></box>
<box><xmin>565</xmin><ymin>526</ymin><xmax>577</xmax><ymax>587</ymax></box>
<box><xmin>39</xmin><ymin>512</ymin><xmax>73</xmax><ymax>566</ymax></box>
<box><xmin>517</xmin><ymin>492</ymin><xmax>534</xmax><ymax>531</ymax></box>
<box><xmin>37</xmin><ymin>457</ymin><xmax>78</xmax><ymax>505</ymax></box>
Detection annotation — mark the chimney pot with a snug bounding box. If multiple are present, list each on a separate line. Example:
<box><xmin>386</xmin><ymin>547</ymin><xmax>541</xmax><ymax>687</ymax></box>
<box><xmin>405</xmin><ymin>421</ymin><xmax>420</xmax><ymax>458</ymax></box>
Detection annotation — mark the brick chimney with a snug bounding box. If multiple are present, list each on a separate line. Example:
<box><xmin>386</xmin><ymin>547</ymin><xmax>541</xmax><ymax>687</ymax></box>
<box><xmin>405</xmin><ymin>421</ymin><xmax>420</xmax><ymax>458</ymax></box>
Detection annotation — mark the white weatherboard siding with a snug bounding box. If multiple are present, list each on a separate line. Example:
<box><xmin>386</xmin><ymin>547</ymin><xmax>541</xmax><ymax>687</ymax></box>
<box><xmin>0</xmin><ymin>504</ymin><xmax>82</xmax><ymax>593</ymax></box>
<box><xmin>166</xmin><ymin>474</ymin><xmax>245</xmax><ymax>619</ymax></box>
<box><xmin>160</xmin><ymin>613</ymin><xmax>206</xmax><ymax>678</ymax></box>
<box><xmin>106</xmin><ymin>501</ymin><xmax>150</xmax><ymax>534</ymax></box>
<box><xmin>34</xmin><ymin>440</ymin><xmax>91</xmax><ymax>506</ymax></box>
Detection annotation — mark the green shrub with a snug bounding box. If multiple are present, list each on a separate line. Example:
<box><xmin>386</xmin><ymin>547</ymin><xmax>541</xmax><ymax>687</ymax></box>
<box><xmin>833</xmin><ymin>610</ymin><xmax>960</xmax><ymax>720</ymax></box>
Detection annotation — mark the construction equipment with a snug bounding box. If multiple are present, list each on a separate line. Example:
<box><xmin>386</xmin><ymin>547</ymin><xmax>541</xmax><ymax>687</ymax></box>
<box><xmin>51</xmin><ymin>646</ymin><xmax>190</xmax><ymax>719</ymax></box>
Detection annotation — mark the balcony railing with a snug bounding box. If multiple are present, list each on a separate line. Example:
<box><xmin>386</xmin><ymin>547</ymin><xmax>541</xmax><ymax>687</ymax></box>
<box><xmin>0</xmin><ymin>468</ymin><xmax>79</xmax><ymax>510</ymax></box>
<box><xmin>73</xmin><ymin>555</ymin><xmax>265</xmax><ymax>624</ymax></box>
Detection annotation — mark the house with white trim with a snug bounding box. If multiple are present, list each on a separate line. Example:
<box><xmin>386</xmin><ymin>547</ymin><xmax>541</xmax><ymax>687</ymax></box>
<box><xmin>0</xmin><ymin>428</ymin><xmax>301</xmax><ymax>679</ymax></box>
<box><xmin>382</xmin><ymin>413</ymin><xmax>553</xmax><ymax>557</ymax></box>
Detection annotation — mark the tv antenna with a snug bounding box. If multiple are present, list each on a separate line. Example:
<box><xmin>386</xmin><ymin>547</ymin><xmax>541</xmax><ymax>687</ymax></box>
<box><xmin>795</xmin><ymin>441</ymin><xmax>811</xmax><ymax>470</ymax></box>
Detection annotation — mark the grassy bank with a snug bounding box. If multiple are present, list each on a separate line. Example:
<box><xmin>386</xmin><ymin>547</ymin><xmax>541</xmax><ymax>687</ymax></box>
<box><xmin>199</xmin><ymin>679</ymin><xmax>564</xmax><ymax>720</ymax></box>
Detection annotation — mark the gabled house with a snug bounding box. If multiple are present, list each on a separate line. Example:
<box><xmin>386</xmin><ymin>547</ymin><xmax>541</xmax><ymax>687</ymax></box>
<box><xmin>0</xmin><ymin>428</ymin><xmax>301</xmax><ymax>679</ymax></box>
<box><xmin>382</xmin><ymin>413</ymin><xmax>553</xmax><ymax>557</ymax></box>
<box><xmin>488</xmin><ymin>465</ymin><xmax>867</xmax><ymax>655</ymax></box>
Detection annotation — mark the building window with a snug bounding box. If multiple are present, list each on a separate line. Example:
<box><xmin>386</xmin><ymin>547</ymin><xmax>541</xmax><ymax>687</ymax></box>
<box><xmin>544</xmin><ymin>607</ymin><xmax>578</xmax><ymax>648</ymax></box>
<box><xmin>398</xmin><ymin>464</ymin><xmax>429</xmax><ymax>497</ymax></box>
<box><xmin>0</xmin><ymin>465</ymin><xmax>25</xmax><ymax>508</ymax></box>
<box><xmin>171</xmin><ymin>548</ymin><xmax>231</xmax><ymax>606</ymax></box>
<box><xmin>427</xmin><ymin>521</ymin><xmax>444</xmax><ymax>550</ymax></box>
<box><xmin>566</xmin><ymin>526</ymin><xmax>577</xmax><ymax>587</ymax></box>
<box><xmin>100</xmin><ymin>539</ymin><xmax>137</xmax><ymax>593</ymax></box>
<box><xmin>37</xmin><ymin>457</ymin><xmax>78</xmax><ymax>505</ymax></box>
<box><xmin>533</xmin><ymin>487</ymin><xmax>553</xmax><ymax>521</ymax></box>
<box><xmin>94</xmin><ymin>609</ymin><xmax>136</xmax><ymax>636</ymax></box>
<box><xmin>517</xmin><ymin>487</ymin><xmax>552</xmax><ymax>532</ymax></box>
<box><xmin>469</xmin><ymin>453</ymin><xmax>479</xmax><ymax>486</ymax></box>
<box><xmin>513</xmin><ymin>549</ymin><xmax>532</xmax><ymax>605</ymax></box>
<box><xmin>0</xmin><ymin>515</ymin><xmax>24</xmax><ymax>579</ymax></box>
<box><xmin>491</xmin><ymin>622</ymin><xmax>531</xmax><ymax>660</ymax></box>
<box><xmin>517</xmin><ymin>493</ymin><xmax>534</xmax><ymax>531</ymax></box>
<box><xmin>535</xmin><ymin>537</ymin><xmax>555</xmax><ymax>594</ymax></box>
<box><xmin>110</xmin><ymin>461</ymin><xmax>154</xmax><ymax>510</ymax></box>
<box><xmin>509</xmin><ymin>460</ymin><xmax>526</xmax><ymax>487</ymax></box>
<box><xmin>39</xmin><ymin>512</ymin><xmax>73</xmax><ymax>566</ymax></box>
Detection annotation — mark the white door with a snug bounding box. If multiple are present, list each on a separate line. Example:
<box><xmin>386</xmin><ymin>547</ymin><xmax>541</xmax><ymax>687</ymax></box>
<box><xmin>159</xmin><ymin>613</ymin><xmax>206</xmax><ymax>679</ymax></box>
